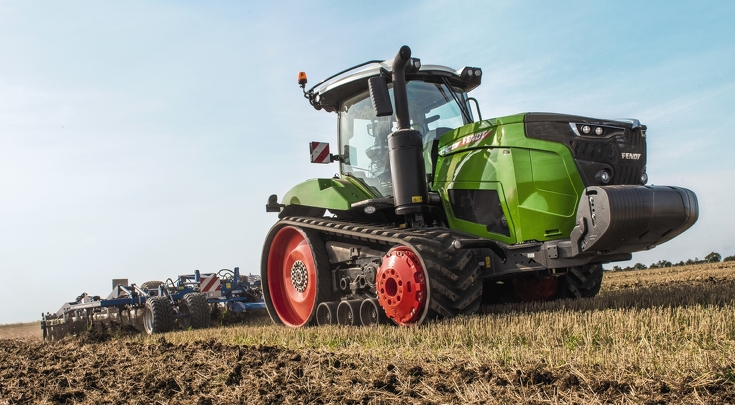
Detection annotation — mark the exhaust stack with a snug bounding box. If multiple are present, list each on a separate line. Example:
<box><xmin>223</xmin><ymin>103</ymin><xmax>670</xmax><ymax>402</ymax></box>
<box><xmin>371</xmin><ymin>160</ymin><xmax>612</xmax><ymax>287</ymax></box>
<box><xmin>384</xmin><ymin>46</ymin><xmax>431</xmax><ymax>222</ymax></box>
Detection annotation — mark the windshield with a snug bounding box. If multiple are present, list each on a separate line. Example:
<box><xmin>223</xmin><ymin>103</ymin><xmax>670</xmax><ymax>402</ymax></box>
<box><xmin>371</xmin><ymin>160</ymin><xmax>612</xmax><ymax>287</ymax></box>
<box><xmin>339</xmin><ymin>80</ymin><xmax>471</xmax><ymax>197</ymax></box>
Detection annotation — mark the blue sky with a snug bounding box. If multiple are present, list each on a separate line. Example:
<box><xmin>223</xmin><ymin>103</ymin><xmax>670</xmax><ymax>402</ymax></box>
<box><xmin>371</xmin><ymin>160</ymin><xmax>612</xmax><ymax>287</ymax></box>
<box><xmin>1</xmin><ymin>1</ymin><xmax>733</xmax><ymax>323</ymax></box>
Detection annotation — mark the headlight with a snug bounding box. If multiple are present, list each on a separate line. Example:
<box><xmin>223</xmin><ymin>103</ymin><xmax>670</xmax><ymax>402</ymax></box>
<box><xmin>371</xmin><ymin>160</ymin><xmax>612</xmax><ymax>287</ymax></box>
<box><xmin>596</xmin><ymin>169</ymin><xmax>612</xmax><ymax>184</ymax></box>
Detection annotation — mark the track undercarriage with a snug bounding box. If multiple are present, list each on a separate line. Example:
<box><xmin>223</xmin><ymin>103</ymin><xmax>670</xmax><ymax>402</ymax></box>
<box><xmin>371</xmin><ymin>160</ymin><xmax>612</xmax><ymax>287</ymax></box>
<box><xmin>261</xmin><ymin>216</ymin><xmax>603</xmax><ymax>327</ymax></box>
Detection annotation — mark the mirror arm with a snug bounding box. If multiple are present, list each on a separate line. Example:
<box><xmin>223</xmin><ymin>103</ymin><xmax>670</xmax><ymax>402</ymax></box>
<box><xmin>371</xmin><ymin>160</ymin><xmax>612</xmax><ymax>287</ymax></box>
<box><xmin>468</xmin><ymin>97</ymin><xmax>482</xmax><ymax>121</ymax></box>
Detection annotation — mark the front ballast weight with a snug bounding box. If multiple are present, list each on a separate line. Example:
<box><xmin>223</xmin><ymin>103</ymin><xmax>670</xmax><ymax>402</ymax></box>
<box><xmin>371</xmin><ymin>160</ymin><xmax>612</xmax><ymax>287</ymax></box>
<box><xmin>570</xmin><ymin>185</ymin><xmax>699</xmax><ymax>257</ymax></box>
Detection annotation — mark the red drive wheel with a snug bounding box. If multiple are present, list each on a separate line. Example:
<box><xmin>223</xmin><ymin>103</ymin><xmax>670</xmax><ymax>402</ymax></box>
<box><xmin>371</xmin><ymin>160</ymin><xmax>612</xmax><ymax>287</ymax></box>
<box><xmin>376</xmin><ymin>246</ymin><xmax>428</xmax><ymax>326</ymax></box>
<box><xmin>266</xmin><ymin>226</ymin><xmax>323</xmax><ymax>327</ymax></box>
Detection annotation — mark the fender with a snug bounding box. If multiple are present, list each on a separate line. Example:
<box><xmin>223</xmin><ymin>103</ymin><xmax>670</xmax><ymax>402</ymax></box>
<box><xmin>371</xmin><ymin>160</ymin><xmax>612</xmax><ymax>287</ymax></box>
<box><xmin>281</xmin><ymin>177</ymin><xmax>376</xmax><ymax>213</ymax></box>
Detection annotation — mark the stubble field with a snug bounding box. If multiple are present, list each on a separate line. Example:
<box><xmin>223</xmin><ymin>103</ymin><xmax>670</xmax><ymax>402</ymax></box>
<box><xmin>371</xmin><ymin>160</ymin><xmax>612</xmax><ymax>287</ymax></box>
<box><xmin>1</xmin><ymin>262</ymin><xmax>734</xmax><ymax>404</ymax></box>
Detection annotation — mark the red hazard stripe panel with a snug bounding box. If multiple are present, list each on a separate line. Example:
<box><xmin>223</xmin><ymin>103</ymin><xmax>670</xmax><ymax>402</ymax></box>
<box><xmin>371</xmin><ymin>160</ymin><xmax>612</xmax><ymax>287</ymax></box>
<box><xmin>201</xmin><ymin>276</ymin><xmax>220</xmax><ymax>292</ymax></box>
<box><xmin>310</xmin><ymin>142</ymin><xmax>331</xmax><ymax>164</ymax></box>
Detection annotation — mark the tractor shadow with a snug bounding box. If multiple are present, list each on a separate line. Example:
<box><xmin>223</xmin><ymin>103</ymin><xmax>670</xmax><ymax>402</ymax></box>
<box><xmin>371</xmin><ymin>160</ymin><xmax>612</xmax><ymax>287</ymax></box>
<box><xmin>481</xmin><ymin>275</ymin><xmax>735</xmax><ymax>315</ymax></box>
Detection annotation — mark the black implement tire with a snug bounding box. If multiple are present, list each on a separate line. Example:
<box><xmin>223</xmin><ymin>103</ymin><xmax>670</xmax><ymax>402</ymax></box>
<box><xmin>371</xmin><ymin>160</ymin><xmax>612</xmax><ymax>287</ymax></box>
<box><xmin>143</xmin><ymin>296</ymin><xmax>176</xmax><ymax>334</ymax></box>
<box><xmin>141</xmin><ymin>281</ymin><xmax>164</xmax><ymax>290</ymax></box>
<box><xmin>558</xmin><ymin>264</ymin><xmax>604</xmax><ymax>299</ymax></box>
<box><xmin>180</xmin><ymin>292</ymin><xmax>210</xmax><ymax>329</ymax></box>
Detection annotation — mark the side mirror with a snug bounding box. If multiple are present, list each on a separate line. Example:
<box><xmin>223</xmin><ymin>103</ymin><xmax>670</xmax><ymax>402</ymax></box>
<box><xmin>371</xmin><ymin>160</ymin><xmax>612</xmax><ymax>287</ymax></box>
<box><xmin>342</xmin><ymin>144</ymin><xmax>357</xmax><ymax>166</ymax></box>
<box><xmin>266</xmin><ymin>194</ymin><xmax>284</xmax><ymax>213</ymax></box>
<box><xmin>368</xmin><ymin>76</ymin><xmax>393</xmax><ymax>117</ymax></box>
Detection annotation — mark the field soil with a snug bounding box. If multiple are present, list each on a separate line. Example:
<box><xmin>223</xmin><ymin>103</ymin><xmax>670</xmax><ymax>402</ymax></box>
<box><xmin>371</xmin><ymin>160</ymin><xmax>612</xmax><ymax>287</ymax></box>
<box><xmin>1</xmin><ymin>263</ymin><xmax>735</xmax><ymax>404</ymax></box>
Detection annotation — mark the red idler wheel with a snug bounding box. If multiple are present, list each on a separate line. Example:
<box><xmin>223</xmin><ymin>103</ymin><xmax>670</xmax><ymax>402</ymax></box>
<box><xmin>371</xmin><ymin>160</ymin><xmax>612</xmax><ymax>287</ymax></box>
<box><xmin>376</xmin><ymin>246</ymin><xmax>427</xmax><ymax>325</ymax></box>
<box><xmin>512</xmin><ymin>275</ymin><xmax>560</xmax><ymax>302</ymax></box>
<box><xmin>266</xmin><ymin>226</ymin><xmax>320</xmax><ymax>327</ymax></box>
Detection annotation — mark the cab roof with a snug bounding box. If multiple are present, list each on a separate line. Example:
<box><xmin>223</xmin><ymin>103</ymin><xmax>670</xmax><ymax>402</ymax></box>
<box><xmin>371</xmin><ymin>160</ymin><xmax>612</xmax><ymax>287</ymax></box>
<box><xmin>305</xmin><ymin>59</ymin><xmax>482</xmax><ymax>113</ymax></box>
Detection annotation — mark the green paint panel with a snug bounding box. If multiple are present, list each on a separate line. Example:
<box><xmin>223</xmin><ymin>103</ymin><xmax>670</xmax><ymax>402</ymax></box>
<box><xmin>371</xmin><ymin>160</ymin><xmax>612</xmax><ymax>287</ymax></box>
<box><xmin>282</xmin><ymin>177</ymin><xmax>374</xmax><ymax>211</ymax></box>
<box><xmin>434</xmin><ymin>114</ymin><xmax>586</xmax><ymax>244</ymax></box>
<box><xmin>295</xmin><ymin>112</ymin><xmax>589</xmax><ymax>245</ymax></box>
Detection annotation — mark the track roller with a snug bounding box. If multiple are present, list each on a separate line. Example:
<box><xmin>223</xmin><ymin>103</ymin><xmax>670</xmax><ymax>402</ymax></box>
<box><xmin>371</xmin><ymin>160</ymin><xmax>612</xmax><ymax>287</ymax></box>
<box><xmin>336</xmin><ymin>300</ymin><xmax>362</xmax><ymax>325</ymax></box>
<box><xmin>359</xmin><ymin>298</ymin><xmax>387</xmax><ymax>326</ymax></box>
<box><xmin>316</xmin><ymin>302</ymin><xmax>338</xmax><ymax>325</ymax></box>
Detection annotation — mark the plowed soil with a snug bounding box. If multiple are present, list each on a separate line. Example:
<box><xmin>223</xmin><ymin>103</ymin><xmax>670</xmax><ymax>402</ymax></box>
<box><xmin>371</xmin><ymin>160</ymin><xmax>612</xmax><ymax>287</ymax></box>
<box><xmin>2</xmin><ymin>263</ymin><xmax>735</xmax><ymax>404</ymax></box>
<box><xmin>3</xmin><ymin>334</ymin><xmax>734</xmax><ymax>404</ymax></box>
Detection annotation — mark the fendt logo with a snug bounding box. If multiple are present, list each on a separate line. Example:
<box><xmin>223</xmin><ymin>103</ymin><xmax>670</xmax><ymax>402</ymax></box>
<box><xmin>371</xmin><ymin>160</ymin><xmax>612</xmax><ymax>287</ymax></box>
<box><xmin>621</xmin><ymin>153</ymin><xmax>642</xmax><ymax>160</ymax></box>
<box><xmin>438</xmin><ymin>130</ymin><xmax>493</xmax><ymax>155</ymax></box>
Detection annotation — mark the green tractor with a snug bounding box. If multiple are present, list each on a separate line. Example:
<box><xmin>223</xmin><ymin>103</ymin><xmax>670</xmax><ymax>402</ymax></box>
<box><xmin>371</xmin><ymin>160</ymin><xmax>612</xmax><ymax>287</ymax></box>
<box><xmin>261</xmin><ymin>46</ymin><xmax>698</xmax><ymax>327</ymax></box>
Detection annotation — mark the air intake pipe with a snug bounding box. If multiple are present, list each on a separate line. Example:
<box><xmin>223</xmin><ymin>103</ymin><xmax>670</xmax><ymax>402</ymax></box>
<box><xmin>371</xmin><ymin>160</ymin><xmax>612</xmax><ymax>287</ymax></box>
<box><xmin>387</xmin><ymin>46</ymin><xmax>431</xmax><ymax>219</ymax></box>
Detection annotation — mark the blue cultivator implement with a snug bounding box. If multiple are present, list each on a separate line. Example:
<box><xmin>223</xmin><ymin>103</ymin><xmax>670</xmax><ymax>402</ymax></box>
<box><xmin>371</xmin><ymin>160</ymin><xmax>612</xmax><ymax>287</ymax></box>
<box><xmin>41</xmin><ymin>267</ymin><xmax>265</xmax><ymax>341</ymax></box>
<box><xmin>207</xmin><ymin>267</ymin><xmax>265</xmax><ymax>313</ymax></box>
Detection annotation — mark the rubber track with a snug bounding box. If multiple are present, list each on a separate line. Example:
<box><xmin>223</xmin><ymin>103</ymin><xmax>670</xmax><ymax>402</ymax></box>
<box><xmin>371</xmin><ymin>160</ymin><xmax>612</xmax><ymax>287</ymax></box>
<box><xmin>277</xmin><ymin>217</ymin><xmax>483</xmax><ymax>321</ymax></box>
<box><xmin>559</xmin><ymin>264</ymin><xmax>604</xmax><ymax>299</ymax></box>
<box><xmin>147</xmin><ymin>296</ymin><xmax>176</xmax><ymax>333</ymax></box>
<box><xmin>183</xmin><ymin>293</ymin><xmax>210</xmax><ymax>329</ymax></box>
<box><xmin>304</xmin><ymin>228</ymin><xmax>337</xmax><ymax>325</ymax></box>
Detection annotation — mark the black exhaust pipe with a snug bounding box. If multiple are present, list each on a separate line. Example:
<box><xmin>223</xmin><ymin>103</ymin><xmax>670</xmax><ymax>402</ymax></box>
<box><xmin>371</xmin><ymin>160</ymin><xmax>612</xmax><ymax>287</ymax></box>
<box><xmin>387</xmin><ymin>46</ymin><xmax>431</xmax><ymax>220</ymax></box>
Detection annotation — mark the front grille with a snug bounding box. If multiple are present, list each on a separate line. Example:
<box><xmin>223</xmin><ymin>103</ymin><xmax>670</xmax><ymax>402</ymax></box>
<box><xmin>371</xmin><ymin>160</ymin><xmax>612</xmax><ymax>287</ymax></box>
<box><xmin>571</xmin><ymin>138</ymin><xmax>615</xmax><ymax>161</ymax></box>
<box><xmin>524</xmin><ymin>113</ymin><xmax>646</xmax><ymax>187</ymax></box>
<box><xmin>615</xmin><ymin>164</ymin><xmax>642</xmax><ymax>185</ymax></box>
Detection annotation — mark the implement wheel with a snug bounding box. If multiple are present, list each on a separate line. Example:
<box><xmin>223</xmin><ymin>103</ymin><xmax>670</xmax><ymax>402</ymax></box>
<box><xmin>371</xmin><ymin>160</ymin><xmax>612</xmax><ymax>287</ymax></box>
<box><xmin>180</xmin><ymin>292</ymin><xmax>210</xmax><ymax>329</ymax></box>
<box><xmin>143</xmin><ymin>296</ymin><xmax>175</xmax><ymax>334</ymax></box>
<box><xmin>262</xmin><ymin>225</ymin><xmax>332</xmax><ymax>327</ymax></box>
<box><xmin>140</xmin><ymin>280</ymin><xmax>164</xmax><ymax>290</ymax></box>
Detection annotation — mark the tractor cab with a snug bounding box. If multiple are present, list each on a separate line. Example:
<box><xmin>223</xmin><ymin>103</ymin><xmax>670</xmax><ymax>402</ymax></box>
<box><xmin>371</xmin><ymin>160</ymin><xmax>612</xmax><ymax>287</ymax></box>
<box><xmin>300</xmin><ymin>59</ymin><xmax>483</xmax><ymax>197</ymax></box>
